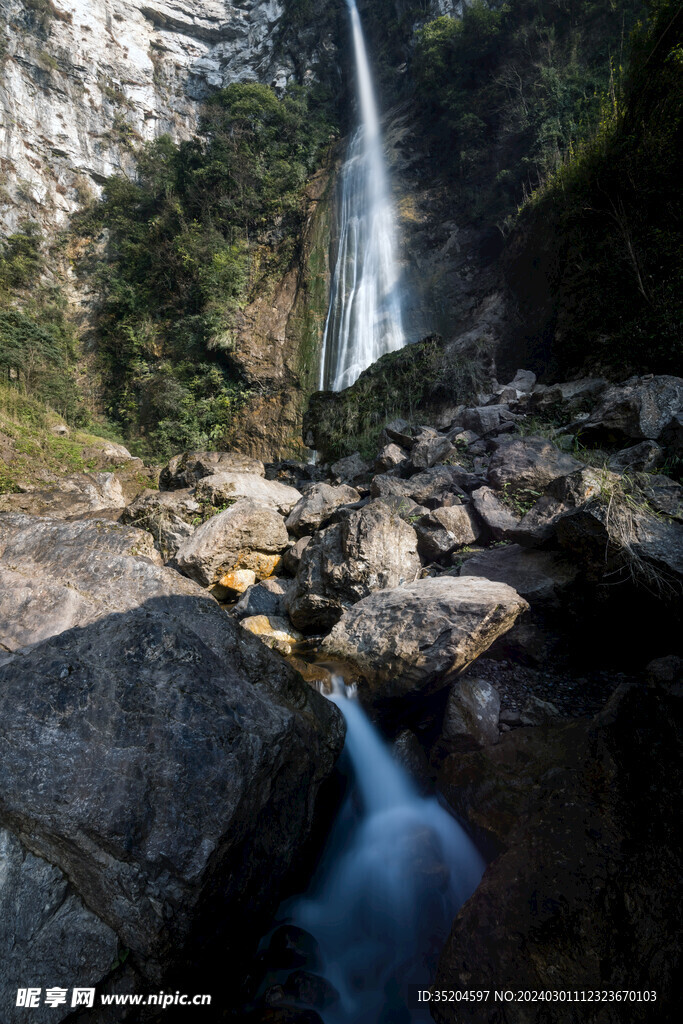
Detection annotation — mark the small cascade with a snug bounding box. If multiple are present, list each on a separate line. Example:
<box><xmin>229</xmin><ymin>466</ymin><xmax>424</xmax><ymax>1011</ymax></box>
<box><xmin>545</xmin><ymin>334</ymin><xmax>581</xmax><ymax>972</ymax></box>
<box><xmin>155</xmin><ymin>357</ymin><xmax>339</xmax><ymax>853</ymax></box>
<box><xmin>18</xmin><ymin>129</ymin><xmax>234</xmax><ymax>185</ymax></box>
<box><xmin>319</xmin><ymin>0</ymin><xmax>406</xmax><ymax>392</ymax></box>
<box><xmin>285</xmin><ymin>679</ymin><xmax>485</xmax><ymax>1023</ymax></box>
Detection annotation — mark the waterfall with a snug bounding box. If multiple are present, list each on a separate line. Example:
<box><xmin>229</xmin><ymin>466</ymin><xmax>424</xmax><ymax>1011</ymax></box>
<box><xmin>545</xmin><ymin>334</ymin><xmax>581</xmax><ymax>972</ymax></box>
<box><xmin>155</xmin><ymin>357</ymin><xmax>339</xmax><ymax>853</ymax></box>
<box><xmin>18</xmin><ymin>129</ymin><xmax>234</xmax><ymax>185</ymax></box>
<box><xmin>287</xmin><ymin>681</ymin><xmax>486</xmax><ymax>1023</ymax></box>
<box><xmin>318</xmin><ymin>0</ymin><xmax>406</xmax><ymax>392</ymax></box>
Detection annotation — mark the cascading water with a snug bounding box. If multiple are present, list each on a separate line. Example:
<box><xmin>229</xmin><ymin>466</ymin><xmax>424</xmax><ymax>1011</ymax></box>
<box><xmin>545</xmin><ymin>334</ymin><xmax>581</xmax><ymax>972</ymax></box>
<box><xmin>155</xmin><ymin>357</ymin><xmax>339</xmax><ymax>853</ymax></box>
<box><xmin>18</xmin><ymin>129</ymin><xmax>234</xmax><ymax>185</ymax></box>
<box><xmin>318</xmin><ymin>0</ymin><xmax>406</xmax><ymax>392</ymax></box>
<box><xmin>283</xmin><ymin>680</ymin><xmax>486</xmax><ymax>1023</ymax></box>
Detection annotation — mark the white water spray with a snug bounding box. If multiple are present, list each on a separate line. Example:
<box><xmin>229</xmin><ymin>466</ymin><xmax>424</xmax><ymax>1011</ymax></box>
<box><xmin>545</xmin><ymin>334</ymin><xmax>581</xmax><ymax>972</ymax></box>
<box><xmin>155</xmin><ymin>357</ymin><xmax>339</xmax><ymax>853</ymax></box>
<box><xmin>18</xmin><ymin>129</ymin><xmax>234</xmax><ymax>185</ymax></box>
<box><xmin>289</xmin><ymin>680</ymin><xmax>486</xmax><ymax>1023</ymax></box>
<box><xmin>318</xmin><ymin>0</ymin><xmax>406</xmax><ymax>392</ymax></box>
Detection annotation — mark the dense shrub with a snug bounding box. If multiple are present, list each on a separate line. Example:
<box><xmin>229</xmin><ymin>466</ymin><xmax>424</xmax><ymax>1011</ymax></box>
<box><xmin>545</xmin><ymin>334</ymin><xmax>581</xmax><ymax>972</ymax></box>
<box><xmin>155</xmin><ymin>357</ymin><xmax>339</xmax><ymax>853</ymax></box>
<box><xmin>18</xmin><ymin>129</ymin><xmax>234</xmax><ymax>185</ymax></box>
<box><xmin>77</xmin><ymin>83</ymin><xmax>335</xmax><ymax>457</ymax></box>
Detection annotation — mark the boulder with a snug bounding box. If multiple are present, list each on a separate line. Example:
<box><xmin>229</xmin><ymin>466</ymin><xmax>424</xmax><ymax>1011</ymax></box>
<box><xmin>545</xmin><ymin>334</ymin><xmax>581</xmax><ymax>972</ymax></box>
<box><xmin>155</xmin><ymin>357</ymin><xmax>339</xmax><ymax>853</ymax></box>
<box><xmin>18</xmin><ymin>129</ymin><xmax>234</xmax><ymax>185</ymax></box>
<box><xmin>470</xmin><ymin>486</ymin><xmax>521</xmax><ymax>541</ymax></box>
<box><xmin>410</xmin><ymin>434</ymin><xmax>454</xmax><ymax>470</ymax></box>
<box><xmin>285</xmin><ymin>483</ymin><xmax>361</xmax><ymax>537</ymax></box>
<box><xmin>195</xmin><ymin>472</ymin><xmax>302</xmax><ymax>515</ymax></box>
<box><xmin>415</xmin><ymin>505</ymin><xmax>480</xmax><ymax>562</ymax></box>
<box><xmin>471</xmin><ymin>487</ymin><xmax>566</xmax><ymax>547</ymax></box>
<box><xmin>407</xmin><ymin>466</ymin><xmax>468</xmax><ymax>508</ymax></box>
<box><xmin>462</xmin><ymin>544</ymin><xmax>579</xmax><ymax>609</ymax></box>
<box><xmin>582</xmin><ymin>374</ymin><xmax>683</xmax><ymax>443</ymax></box>
<box><xmin>159</xmin><ymin>450</ymin><xmax>265</xmax><ymax>489</ymax></box>
<box><xmin>432</xmin><ymin>686</ymin><xmax>681</xmax><ymax>1022</ymax></box>
<box><xmin>120</xmin><ymin>488</ymin><xmax>200</xmax><ymax>557</ymax></box>
<box><xmin>320</xmin><ymin>576</ymin><xmax>529</xmax><ymax>705</ymax></box>
<box><xmin>635</xmin><ymin>473</ymin><xmax>683</xmax><ymax>521</ymax></box>
<box><xmin>285</xmin><ymin>500</ymin><xmax>421</xmax><ymax>633</ymax></box>
<box><xmin>241</xmin><ymin>614</ymin><xmax>303</xmax><ymax>656</ymax></box>
<box><xmin>461</xmin><ymin>405</ymin><xmax>516</xmax><ymax>436</ymax></box>
<box><xmin>212</xmin><ymin>568</ymin><xmax>257</xmax><ymax>599</ymax></box>
<box><xmin>442</xmin><ymin>678</ymin><xmax>501</xmax><ymax>749</ymax></box>
<box><xmin>282</xmin><ymin>535</ymin><xmax>312</xmax><ymax>575</ymax></box>
<box><xmin>530</xmin><ymin>377</ymin><xmax>607</xmax><ymax>416</ymax></box>
<box><xmin>381</xmin><ymin>418</ymin><xmax>414</xmax><ymax>448</ymax></box>
<box><xmin>487</xmin><ymin>436</ymin><xmax>582</xmax><ymax>491</ymax></box>
<box><xmin>0</xmin><ymin>827</ymin><xmax>119</xmax><ymax>1024</ymax></box>
<box><xmin>232</xmin><ymin>577</ymin><xmax>293</xmax><ymax>621</ymax></box>
<box><xmin>608</xmin><ymin>440</ymin><xmax>664</xmax><ymax>473</ymax></box>
<box><xmin>520</xmin><ymin>695</ymin><xmax>562</xmax><ymax>725</ymax></box>
<box><xmin>374</xmin><ymin>443</ymin><xmax>408</xmax><ymax>472</ymax></box>
<box><xmin>174</xmin><ymin>499</ymin><xmax>289</xmax><ymax>589</ymax></box>
<box><xmin>0</xmin><ymin>587</ymin><xmax>344</xmax><ymax>992</ymax></box>
<box><xmin>0</xmin><ymin>512</ymin><xmax>344</xmax><ymax>994</ymax></box>
<box><xmin>0</xmin><ymin>515</ymin><xmax>170</xmax><ymax>659</ymax></box>
<box><xmin>329</xmin><ymin>452</ymin><xmax>371</xmax><ymax>485</ymax></box>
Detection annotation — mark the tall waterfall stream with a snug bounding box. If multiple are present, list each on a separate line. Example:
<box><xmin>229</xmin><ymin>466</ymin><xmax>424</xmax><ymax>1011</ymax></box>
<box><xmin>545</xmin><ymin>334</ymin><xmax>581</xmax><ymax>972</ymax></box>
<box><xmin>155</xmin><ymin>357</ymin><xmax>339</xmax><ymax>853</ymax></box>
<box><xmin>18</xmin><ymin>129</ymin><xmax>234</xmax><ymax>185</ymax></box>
<box><xmin>318</xmin><ymin>0</ymin><xmax>406</xmax><ymax>391</ymax></box>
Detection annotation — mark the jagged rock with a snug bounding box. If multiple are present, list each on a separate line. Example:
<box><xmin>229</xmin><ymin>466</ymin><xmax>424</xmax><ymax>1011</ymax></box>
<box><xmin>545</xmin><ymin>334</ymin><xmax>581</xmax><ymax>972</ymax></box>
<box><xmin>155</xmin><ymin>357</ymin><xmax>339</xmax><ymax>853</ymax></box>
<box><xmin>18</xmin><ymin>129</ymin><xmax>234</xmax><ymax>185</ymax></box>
<box><xmin>433</xmin><ymin>686</ymin><xmax>681</xmax><ymax>1021</ymax></box>
<box><xmin>0</xmin><ymin>573</ymin><xmax>344</xmax><ymax>990</ymax></box>
<box><xmin>374</xmin><ymin>494</ymin><xmax>429</xmax><ymax>522</ymax></box>
<box><xmin>488</xmin><ymin>436</ymin><xmax>582</xmax><ymax>491</ymax></box>
<box><xmin>608</xmin><ymin>440</ymin><xmax>664</xmax><ymax>473</ymax></box>
<box><xmin>392</xmin><ymin>730</ymin><xmax>432</xmax><ymax>788</ymax></box>
<box><xmin>212</xmin><ymin>568</ymin><xmax>257</xmax><ymax>599</ymax></box>
<box><xmin>631</xmin><ymin>516</ymin><xmax>683</xmax><ymax>590</ymax></box>
<box><xmin>461</xmin><ymin>405</ymin><xmax>516</xmax><ymax>436</ymax></box>
<box><xmin>582</xmin><ymin>374</ymin><xmax>683</xmax><ymax>443</ymax></box>
<box><xmin>442</xmin><ymin>678</ymin><xmax>501</xmax><ymax>749</ymax></box>
<box><xmin>415</xmin><ymin>505</ymin><xmax>480</xmax><ymax>561</ymax></box>
<box><xmin>120</xmin><ymin>488</ymin><xmax>200</xmax><ymax>557</ymax></box>
<box><xmin>635</xmin><ymin>473</ymin><xmax>683</xmax><ymax>521</ymax></box>
<box><xmin>320</xmin><ymin>576</ymin><xmax>529</xmax><ymax>705</ymax></box>
<box><xmin>329</xmin><ymin>452</ymin><xmax>371</xmax><ymax>485</ymax></box>
<box><xmin>195</xmin><ymin>471</ymin><xmax>302</xmax><ymax>515</ymax></box>
<box><xmin>241</xmin><ymin>615</ymin><xmax>303</xmax><ymax>656</ymax></box>
<box><xmin>174</xmin><ymin>498</ymin><xmax>288</xmax><ymax>588</ymax></box>
<box><xmin>285</xmin><ymin>483</ymin><xmax>361</xmax><ymax>537</ymax></box>
<box><xmin>232</xmin><ymin>577</ymin><xmax>292</xmax><ymax>621</ymax></box>
<box><xmin>507</xmin><ymin>369</ymin><xmax>537</xmax><ymax>393</ymax></box>
<box><xmin>0</xmin><ymin>827</ymin><xmax>119</xmax><ymax>1024</ymax></box>
<box><xmin>369</xmin><ymin>473</ymin><xmax>413</xmax><ymax>503</ymax></box>
<box><xmin>282</xmin><ymin>535</ymin><xmax>312</xmax><ymax>575</ymax></box>
<box><xmin>529</xmin><ymin>377</ymin><xmax>608</xmax><ymax>415</ymax></box>
<box><xmin>549</xmin><ymin>465</ymin><xmax>608</xmax><ymax>506</ymax></box>
<box><xmin>0</xmin><ymin>472</ymin><xmax>127</xmax><ymax>519</ymax></box>
<box><xmin>470</xmin><ymin>486</ymin><xmax>521</xmax><ymax>540</ymax></box>
<box><xmin>285</xmin><ymin>500</ymin><xmax>421</xmax><ymax>632</ymax></box>
<box><xmin>381</xmin><ymin>418</ymin><xmax>414</xmax><ymax>448</ymax></box>
<box><xmin>410</xmin><ymin>433</ymin><xmax>455</xmax><ymax>469</ymax></box>
<box><xmin>520</xmin><ymin>696</ymin><xmax>562</xmax><ymax>725</ymax></box>
<box><xmin>462</xmin><ymin>544</ymin><xmax>579</xmax><ymax>608</ymax></box>
<box><xmin>160</xmin><ymin>451</ymin><xmax>265</xmax><ymax>490</ymax></box>
<box><xmin>374</xmin><ymin>443</ymin><xmax>409</xmax><ymax>472</ymax></box>
<box><xmin>407</xmin><ymin>466</ymin><xmax>468</xmax><ymax>507</ymax></box>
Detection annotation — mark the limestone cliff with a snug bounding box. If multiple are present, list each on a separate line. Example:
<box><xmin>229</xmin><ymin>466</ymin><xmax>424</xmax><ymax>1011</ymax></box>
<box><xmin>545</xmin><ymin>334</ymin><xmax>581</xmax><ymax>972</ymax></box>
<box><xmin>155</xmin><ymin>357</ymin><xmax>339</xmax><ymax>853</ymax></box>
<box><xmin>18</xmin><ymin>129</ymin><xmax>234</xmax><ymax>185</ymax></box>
<box><xmin>0</xmin><ymin>0</ymin><xmax>328</xmax><ymax>233</ymax></box>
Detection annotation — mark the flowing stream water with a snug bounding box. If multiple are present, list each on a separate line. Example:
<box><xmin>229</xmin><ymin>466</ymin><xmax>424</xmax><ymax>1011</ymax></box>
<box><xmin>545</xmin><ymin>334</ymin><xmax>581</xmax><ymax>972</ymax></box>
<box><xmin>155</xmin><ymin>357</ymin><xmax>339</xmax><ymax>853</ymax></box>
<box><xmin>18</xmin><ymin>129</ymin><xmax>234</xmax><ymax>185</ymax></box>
<box><xmin>283</xmin><ymin>680</ymin><xmax>486</xmax><ymax>1022</ymax></box>
<box><xmin>318</xmin><ymin>0</ymin><xmax>406</xmax><ymax>391</ymax></box>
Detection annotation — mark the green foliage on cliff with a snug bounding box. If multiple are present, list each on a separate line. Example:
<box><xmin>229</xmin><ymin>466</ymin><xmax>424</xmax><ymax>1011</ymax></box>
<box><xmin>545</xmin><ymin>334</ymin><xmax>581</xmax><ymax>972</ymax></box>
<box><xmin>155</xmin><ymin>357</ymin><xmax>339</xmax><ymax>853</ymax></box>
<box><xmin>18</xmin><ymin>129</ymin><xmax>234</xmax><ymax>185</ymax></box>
<box><xmin>0</xmin><ymin>223</ymin><xmax>84</xmax><ymax>422</ymax></box>
<box><xmin>506</xmin><ymin>0</ymin><xmax>682</xmax><ymax>377</ymax></box>
<box><xmin>77</xmin><ymin>83</ymin><xmax>334</xmax><ymax>457</ymax></box>
<box><xmin>413</xmin><ymin>0</ymin><xmax>647</xmax><ymax>226</ymax></box>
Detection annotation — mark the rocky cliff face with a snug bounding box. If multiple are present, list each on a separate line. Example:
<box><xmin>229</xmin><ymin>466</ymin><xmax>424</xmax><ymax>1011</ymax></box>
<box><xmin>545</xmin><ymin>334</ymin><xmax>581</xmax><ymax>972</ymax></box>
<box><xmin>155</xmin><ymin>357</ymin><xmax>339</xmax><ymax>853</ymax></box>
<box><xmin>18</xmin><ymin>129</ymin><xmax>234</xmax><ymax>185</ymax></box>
<box><xmin>0</xmin><ymin>0</ymin><xmax>327</xmax><ymax>233</ymax></box>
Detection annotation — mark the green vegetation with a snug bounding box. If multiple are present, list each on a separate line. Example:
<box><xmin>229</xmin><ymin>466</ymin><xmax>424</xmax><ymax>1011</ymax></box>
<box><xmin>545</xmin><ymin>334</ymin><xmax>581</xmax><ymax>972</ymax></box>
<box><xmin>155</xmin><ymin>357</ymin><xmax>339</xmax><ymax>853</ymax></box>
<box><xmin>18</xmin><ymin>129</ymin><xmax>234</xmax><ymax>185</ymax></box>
<box><xmin>506</xmin><ymin>0</ymin><xmax>682</xmax><ymax>378</ymax></box>
<box><xmin>304</xmin><ymin>333</ymin><xmax>485</xmax><ymax>460</ymax></box>
<box><xmin>413</xmin><ymin>0</ymin><xmax>647</xmax><ymax>227</ymax></box>
<box><xmin>0</xmin><ymin>222</ymin><xmax>86</xmax><ymax>423</ymax></box>
<box><xmin>76</xmin><ymin>83</ymin><xmax>335</xmax><ymax>458</ymax></box>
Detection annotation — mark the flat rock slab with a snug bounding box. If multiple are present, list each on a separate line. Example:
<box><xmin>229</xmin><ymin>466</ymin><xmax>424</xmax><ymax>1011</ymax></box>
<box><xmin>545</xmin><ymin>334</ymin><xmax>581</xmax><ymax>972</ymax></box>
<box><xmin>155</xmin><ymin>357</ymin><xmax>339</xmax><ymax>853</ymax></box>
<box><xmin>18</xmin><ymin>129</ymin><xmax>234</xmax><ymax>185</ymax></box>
<box><xmin>195</xmin><ymin>471</ymin><xmax>302</xmax><ymax>515</ymax></box>
<box><xmin>321</xmin><ymin>576</ymin><xmax>528</xmax><ymax>705</ymax></box>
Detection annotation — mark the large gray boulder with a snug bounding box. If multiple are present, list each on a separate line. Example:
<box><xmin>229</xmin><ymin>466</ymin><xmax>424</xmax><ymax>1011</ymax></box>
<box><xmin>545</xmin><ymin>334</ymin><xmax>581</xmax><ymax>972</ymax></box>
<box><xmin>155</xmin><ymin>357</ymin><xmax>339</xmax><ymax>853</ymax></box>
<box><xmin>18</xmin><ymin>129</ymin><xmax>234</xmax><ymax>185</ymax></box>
<box><xmin>320</xmin><ymin>576</ymin><xmax>528</xmax><ymax>705</ymax></box>
<box><xmin>442</xmin><ymin>678</ymin><xmax>501</xmax><ymax>749</ymax></box>
<box><xmin>415</xmin><ymin>504</ymin><xmax>480</xmax><ymax>561</ymax></box>
<box><xmin>159</xmin><ymin>450</ymin><xmax>265</xmax><ymax>489</ymax></box>
<box><xmin>120</xmin><ymin>487</ymin><xmax>200</xmax><ymax>557</ymax></box>
<box><xmin>173</xmin><ymin>498</ymin><xmax>289</xmax><ymax>588</ymax></box>
<box><xmin>0</xmin><ymin>514</ymin><xmax>344</xmax><ymax>996</ymax></box>
<box><xmin>582</xmin><ymin>374</ymin><xmax>683</xmax><ymax>443</ymax></box>
<box><xmin>285</xmin><ymin>500</ymin><xmax>421</xmax><ymax>632</ymax></box>
<box><xmin>195</xmin><ymin>471</ymin><xmax>302</xmax><ymax>515</ymax></box>
<box><xmin>1</xmin><ymin>828</ymin><xmax>119</xmax><ymax>1024</ymax></box>
<box><xmin>285</xmin><ymin>482</ymin><xmax>361</xmax><ymax>537</ymax></box>
<box><xmin>487</xmin><ymin>436</ymin><xmax>582</xmax><ymax>491</ymax></box>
